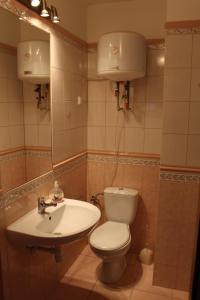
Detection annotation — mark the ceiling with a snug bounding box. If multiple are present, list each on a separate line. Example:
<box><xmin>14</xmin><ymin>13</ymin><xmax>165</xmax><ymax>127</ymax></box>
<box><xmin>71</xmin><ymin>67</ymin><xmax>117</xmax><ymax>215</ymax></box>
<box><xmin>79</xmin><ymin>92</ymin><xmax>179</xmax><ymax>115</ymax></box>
<box><xmin>86</xmin><ymin>0</ymin><xmax>133</xmax><ymax>5</ymax></box>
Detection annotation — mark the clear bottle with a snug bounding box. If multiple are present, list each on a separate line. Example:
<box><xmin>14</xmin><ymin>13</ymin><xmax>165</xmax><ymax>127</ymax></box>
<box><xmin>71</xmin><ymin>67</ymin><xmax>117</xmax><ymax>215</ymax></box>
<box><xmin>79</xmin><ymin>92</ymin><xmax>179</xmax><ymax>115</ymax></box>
<box><xmin>49</xmin><ymin>181</ymin><xmax>64</xmax><ymax>202</ymax></box>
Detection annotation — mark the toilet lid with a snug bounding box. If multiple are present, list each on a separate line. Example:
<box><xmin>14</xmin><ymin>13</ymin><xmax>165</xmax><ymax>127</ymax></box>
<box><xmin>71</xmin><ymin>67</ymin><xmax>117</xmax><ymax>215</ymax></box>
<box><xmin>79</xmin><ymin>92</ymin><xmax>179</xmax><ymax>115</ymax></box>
<box><xmin>89</xmin><ymin>221</ymin><xmax>130</xmax><ymax>251</ymax></box>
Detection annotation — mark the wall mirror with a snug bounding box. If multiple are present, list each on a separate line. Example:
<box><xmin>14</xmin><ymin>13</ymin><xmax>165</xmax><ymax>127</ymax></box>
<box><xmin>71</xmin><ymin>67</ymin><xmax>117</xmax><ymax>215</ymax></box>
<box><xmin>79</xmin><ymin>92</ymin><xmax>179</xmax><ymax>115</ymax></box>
<box><xmin>0</xmin><ymin>7</ymin><xmax>52</xmax><ymax>193</ymax></box>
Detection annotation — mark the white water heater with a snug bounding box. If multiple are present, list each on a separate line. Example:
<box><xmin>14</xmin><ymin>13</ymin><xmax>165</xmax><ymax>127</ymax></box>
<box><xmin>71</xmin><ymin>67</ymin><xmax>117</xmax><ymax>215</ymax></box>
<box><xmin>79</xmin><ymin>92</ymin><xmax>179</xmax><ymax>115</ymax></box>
<box><xmin>97</xmin><ymin>32</ymin><xmax>146</xmax><ymax>81</ymax></box>
<box><xmin>17</xmin><ymin>41</ymin><xmax>50</xmax><ymax>84</ymax></box>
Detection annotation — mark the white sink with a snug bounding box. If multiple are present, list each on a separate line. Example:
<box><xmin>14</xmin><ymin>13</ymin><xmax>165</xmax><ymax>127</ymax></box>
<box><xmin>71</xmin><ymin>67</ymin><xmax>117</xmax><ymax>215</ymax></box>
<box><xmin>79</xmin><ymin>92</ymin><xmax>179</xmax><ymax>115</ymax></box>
<box><xmin>7</xmin><ymin>199</ymin><xmax>101</xmax><ymax>246</ymax></box>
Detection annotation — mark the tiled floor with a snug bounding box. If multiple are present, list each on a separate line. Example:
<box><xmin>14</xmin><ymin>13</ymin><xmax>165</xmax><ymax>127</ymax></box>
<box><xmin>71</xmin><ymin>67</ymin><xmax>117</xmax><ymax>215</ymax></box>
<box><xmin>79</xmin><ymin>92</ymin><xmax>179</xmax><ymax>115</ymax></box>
<box><xmin>55</xmin><ymin>245</ymin><xmax>190</xmax><ymax>300</ymax></box>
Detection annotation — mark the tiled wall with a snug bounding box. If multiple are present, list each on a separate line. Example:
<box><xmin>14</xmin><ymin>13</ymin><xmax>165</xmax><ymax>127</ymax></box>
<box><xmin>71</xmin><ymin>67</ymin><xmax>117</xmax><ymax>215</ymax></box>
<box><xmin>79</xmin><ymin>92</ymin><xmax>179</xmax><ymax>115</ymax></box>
<box><xmin>154</xmin><ymin>32</ymin><xmax>200</xmax><ymax>291</ymax></box>
<box><xmin>1</xmin><ymin>157</ymin><xmax>87</xmax><ymax>300</ymax></box>
<box><xmin>23</xmin><ymin>82</ymin><xmax>51</xmax><ymax>150</ymax></box>
<box><xmin>87</xmin><ymin>155</ymin><xmax>160</xmax><ymax>253</ymax></box>
<box><xmin>0</xmin><ymin>49</ymin><xmax>24</xmax><ymax>152</ymax></box>
<box><xmin>0</xmin><ymin>20</ymin><xmax>88</xmax><ymax>299</ymax></box>
<box><xmin>87</xmin><ymin>48</ymin><xmax>164</xmax><ymax>155</ymax></box>
<box><xmin>0</xmin><ymin>48</ymin><xmax>26</xmax><ymax>192</ymax></box>
<box><xmin>87</xmin><ymin>47</ymin><xmax>164</xmax><ymax>253</ymax></box>
<box><xmin>51</xmin><ymin>34</ymin><xmax>87</xmax><ymax>164</ymax></box>
<box><xmin>162</xmin><ymin>33</ymin><xmax>200</xmax><ymax>167</ymax></box>
<box><xmin>23</xmin><ymin>81</ymin><xmax>52</xmax><ymax>181</ymax></box>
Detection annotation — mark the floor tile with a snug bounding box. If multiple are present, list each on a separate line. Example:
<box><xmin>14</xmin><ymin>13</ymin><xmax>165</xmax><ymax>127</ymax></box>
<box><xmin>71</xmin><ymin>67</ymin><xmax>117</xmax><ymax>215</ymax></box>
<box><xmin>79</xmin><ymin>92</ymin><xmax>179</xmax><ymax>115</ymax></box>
<box><xmin>130</xmin><ymin>290</ymin><xmax>171</xmax><ymax>300</ymax></box>
<box><xmin>88</xmin><ymin>282</ymin><xmax>132</xmax><ymax>300</ymax></box>
<box><xmin>81</xmin><ymin>244</ymin><xmax>97</xmax><ymax>258</ymax></box>
<box><xmin>63</xmin><ymin>255</ymin><xmax>101</xmax><ymax>289</ymax></box>
<box><xmin>132</xmin><ymin>263</ymin><xmax>172</xmax><ymax>298</ymax></box>
<box><xmin>172</xmin><ymin>289</ymin><xmax>190</xmax><ymax>300</ymax></box>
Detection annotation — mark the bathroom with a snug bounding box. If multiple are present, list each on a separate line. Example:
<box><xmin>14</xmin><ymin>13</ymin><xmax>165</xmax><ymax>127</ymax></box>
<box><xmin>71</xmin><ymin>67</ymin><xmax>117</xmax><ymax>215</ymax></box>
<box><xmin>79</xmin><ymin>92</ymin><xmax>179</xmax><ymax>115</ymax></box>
<box><xmin>0</xmin><ymin>0</ymin><xmax>199</xmax><ymax>299</ymax></box>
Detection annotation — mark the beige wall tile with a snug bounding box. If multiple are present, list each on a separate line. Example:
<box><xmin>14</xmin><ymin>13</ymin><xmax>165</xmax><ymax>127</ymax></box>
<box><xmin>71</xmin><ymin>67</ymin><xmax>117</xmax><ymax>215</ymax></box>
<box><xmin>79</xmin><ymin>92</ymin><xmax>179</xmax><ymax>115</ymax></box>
<box><xmin>0</xmin><ymin>78</ymin><xmax>7</xmax><ymax>101</ymax></box>
<box><xmin>9</xmin><ymin>103</ymin><xmax>24</xmax><ymax>126</ymax></box>
<box><xmin>163</xmin><ymin>102</ymin><xmax>190</xmax><ymax>134</ymax></box>
<box><xmin>192</xmin><ymin>34</ymin><xmax>200</xmax><ymax>68</ymax></box>
<box><xmin>153</xmin><ymin>264</ymin><xmax>177</xmax><ymax>289</ymax></box>
<box><xmin>165</xmin><ymin>34</ymin><xmax>192</xmax><ymax>68</ymax></box>
<box><xmin>87</xmin><ymin>126</ymin><xmax>105</xmax><ymax>150</ymax></box>
<box><xmin>146</xmin><ymin>76</ymin><xmax>164</xmax><ymax>102</ymax></box>
<box><xmin>134</xmin><ymin>77</ymin><xmax>147</xmax><ymax>102</ymax></box>
<box><xmin>189</xmin><ymin>102</ymin><xmax>200</xmax><ymax>134</ymax></box>
<box><xmin>124</xmin><ymin>127</ymin><xmax>144</xmax><ymax>153</ymax></box>
<box><xmin>88</xmin><ymin>102</ymin><xmax>105</xmax><ymax>126</ymax></box>
<box><xmin>147</xmin><ymin>49</ymin><xmax>165</xmax><ymax>76</ymax></box>
<box><xmin>105</xmin><ymin>126</ymin><xmax>125</xmax><ymax>152</ymax></box>
<box><xmin>145</xmin><ymin>102</ymin><xmax>163</xmax><ymax>129</ymax></box>
<box><xmin>0</xmin><ymin>126</ymin><xmax>10</xmax><ymax>150</ymax></box>
<box><xmin>25</xmin><ymin>125</ymin><xmax>38</xmax><ymax>147</ymax></box>
<box><xmin>88</xmin><ymin>52</ymin><xmax>98</xmax><ymax>79</ymax></box>
<box><xmin>164</xmin><ymin>69</ymin><xmax>191</xmax><ymax>101</ymax></box>
<box><xmin>38</xmin><ymin>125</ymin><xmax>51</xmax><ymax>148</ymax></box>
<box><xmin>161</xmin><ymin>134</ymin><xmax>187</xmax><ymax>166</ymax></box>
<box><xmin>7</xmin><ymin>79</ymin><xmax>23</xmax><ymax>102</ymax></box>
<box><xmin>0</xmin><ymin>53</ymin><xmax>8</xmax><ymax>78</ymax></box>
<box><xmin>9</xmin><ymin>125</ymin><xmax>24</xmax><ymax>148</ymax></box>
<box><xmin>191</xmin><ymin>69</ymin><xmax>200</xmax><ymax>101</ymax></box>
<box><xmin>144</xmin><ymin>129</ymin><xmax>162</xmax><ymax>154</ymax></box>
<box><xmin>0</xmin><ymin>103</ymin><xmax>9</xmax><ymax>126</ymax></box>
<box><xmin>125</xmin><ymin>103</ymin><xmax>146</xmax><ymax>128</ymax></box>
<box><xmin>105</xmin><ymin>102</ymin><xmax>124</xmax><ymax>127</ymax></box>
<box><xmin>88</xmin><ymin>80</ymin><xmax>106</xmax><ymax>102</ymax></box>
<box><xmin>24</xmin><ymin>103</ymin><xmax>38</xmax><ymax>125</ymax></box>
<box><xmin>187</xmin><ymin>134</ymin><xmax>200</xmax><ymax>167</ymax></box>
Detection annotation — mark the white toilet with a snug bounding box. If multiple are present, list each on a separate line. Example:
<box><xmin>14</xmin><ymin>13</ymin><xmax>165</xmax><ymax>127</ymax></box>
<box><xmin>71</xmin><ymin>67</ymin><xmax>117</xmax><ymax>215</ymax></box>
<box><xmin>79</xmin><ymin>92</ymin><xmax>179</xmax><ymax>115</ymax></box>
<box><xmin>89</xmin><ymin>187</ymin><xmax>138</xmax><ymax>283</ymax></box>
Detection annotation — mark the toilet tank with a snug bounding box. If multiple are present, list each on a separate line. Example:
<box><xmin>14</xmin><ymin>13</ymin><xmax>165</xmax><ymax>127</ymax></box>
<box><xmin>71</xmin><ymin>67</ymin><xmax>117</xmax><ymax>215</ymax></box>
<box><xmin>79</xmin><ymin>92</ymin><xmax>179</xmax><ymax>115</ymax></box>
<box><xmin>104</xmin><ymin>187</ymin><xmax>138</xmax><ymax>224</ymax></box>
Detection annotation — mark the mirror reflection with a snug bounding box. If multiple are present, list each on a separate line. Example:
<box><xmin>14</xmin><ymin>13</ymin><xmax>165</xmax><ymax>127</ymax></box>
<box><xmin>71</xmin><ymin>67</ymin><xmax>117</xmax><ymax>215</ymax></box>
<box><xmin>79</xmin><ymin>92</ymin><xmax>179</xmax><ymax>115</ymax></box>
<box><xmin>0</xmin><ymin>8</ymin><xmax>51</xmax><ymax>193</ymax></box>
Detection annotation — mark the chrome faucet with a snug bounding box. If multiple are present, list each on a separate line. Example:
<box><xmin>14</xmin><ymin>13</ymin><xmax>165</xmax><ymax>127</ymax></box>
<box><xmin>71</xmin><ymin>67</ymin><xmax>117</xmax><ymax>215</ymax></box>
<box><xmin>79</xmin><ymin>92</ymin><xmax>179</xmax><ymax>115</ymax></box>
<box><xmin>38</xmin><ymin>197</ymin><xmax>57</xmax><ymax>214</ymax></box>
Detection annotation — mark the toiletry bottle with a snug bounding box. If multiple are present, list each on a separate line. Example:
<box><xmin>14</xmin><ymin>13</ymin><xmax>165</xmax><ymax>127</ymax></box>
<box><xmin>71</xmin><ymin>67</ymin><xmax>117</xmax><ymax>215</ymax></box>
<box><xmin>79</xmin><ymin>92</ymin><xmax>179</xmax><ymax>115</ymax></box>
<box><xmin>49</xmin><ymin>181</ymin><xmax>64</xmax><ymax>202</ymax></box>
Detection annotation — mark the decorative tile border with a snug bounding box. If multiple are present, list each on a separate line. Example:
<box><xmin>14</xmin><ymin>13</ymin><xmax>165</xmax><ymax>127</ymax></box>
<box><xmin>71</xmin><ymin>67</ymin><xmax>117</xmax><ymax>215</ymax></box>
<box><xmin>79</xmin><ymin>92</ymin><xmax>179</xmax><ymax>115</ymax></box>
<box><xmin>160</xmin><ymin>170</ymin><xmax>200</xmax><ymax>182</ymax></box>
<box><xmin>26</xmin><ymin>150</ymin><xmax>51</xmax><ymax>159</ymax></box>
<box><xmin>0</xmin><ymin>149</ymin><xmax>25</xmax><ymax>162</ymax></box>
<box><xmin>0</xmin><ymin>153</ymin><xmax>87</xmax><ymax>208</ymax></box>
<box><xmin>0</xmin><ymin>149</ymin><xmax>51</xmax><ymax>161</ymax></box>
<box><xmin>87</xmin><ymin>153</ymin><xmax>160</xmax><ymax>166</ymax></box>
<box><xmin>166</xmin><ymin>27</ymin><xmax>200</xmax><ymax>35</ymax></box>
<box><xmin>0</xmin><ymin>170</ymin><xmax>54</xmax><ymax>209</ymax></box>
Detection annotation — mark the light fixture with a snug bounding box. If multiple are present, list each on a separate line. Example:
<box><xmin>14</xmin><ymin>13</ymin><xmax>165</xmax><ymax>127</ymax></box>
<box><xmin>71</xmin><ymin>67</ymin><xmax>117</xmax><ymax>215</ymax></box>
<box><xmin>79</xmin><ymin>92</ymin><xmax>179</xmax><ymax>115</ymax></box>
<box><xmin>40</xmin><ymin>0</ymin><xmax>50</xmax><ymax>18</ymax></box>
<box><xmin>18</xmin><ymin>11</ymin><xmax>28</xmax><ymax>21</ymax></box>
<box><xmin>30</xmin><ymin>0</ymin><xmax>41</xmax><ymax>7</ymax></box>
<box><xmin>51</xmin><ymin>6</ymin><xmax>60</xmax><ymax>23</ymax></box>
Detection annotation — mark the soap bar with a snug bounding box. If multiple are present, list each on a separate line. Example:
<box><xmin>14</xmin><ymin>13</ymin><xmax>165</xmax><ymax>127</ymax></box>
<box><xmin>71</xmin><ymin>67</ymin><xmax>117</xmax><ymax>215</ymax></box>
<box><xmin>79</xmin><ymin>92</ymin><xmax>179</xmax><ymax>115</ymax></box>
<box><xmin>139</xmin><ymin>248</ymin><xmax>153</xmax><ymax>265</ymax></box>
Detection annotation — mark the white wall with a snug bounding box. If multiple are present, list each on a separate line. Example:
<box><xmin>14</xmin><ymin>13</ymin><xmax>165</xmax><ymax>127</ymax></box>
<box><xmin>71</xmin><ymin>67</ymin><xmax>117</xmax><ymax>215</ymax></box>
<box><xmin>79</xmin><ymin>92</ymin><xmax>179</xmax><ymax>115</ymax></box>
<box><xmin>0</xmin><ymin>8</ymin><xmax>20</xmax><ymax>46</ymax></box>
<box><xmin>50</xmin><ymin>0</ymin><xmax>87</xmax><ymax>41</ymax></box>
<box><xmin>20</xmin><ymin>22</ymin><xmax>49</xmax><ymax>41</ymax></box>
<box><xmin>87</xmin><ymin>0</ymin><xmax>166</xmax><ymax>43</ymax></box>
<box><xmin>167</xmin><ymin>0</ymin><xmax>200</xmax><ymax>21</ymax></box>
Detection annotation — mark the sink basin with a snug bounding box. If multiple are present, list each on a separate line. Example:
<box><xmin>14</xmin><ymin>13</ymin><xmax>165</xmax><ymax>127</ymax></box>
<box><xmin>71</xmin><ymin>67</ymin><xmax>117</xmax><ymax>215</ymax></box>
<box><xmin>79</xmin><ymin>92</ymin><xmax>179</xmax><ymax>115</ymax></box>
<box><xmin>7</xmin><ymin>198</ymin><xmax>101</xmax><ymax>246</ymax></box>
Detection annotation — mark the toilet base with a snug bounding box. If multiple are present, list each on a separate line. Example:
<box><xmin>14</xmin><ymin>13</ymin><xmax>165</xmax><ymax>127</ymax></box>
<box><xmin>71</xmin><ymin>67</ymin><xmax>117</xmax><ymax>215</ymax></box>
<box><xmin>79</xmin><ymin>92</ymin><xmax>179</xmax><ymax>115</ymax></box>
<box><xmin>98</xmin><ymin>256</ymin><xmax>127</xmax><ymax>284</ymax></box>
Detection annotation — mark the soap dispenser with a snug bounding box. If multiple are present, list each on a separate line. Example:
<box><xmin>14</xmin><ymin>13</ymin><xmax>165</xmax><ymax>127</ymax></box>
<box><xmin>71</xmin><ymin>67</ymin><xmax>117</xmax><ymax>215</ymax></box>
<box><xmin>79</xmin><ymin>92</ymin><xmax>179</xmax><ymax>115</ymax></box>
<box><xmin>49</xmin><ymin>181</ymin><xmax>64</xmax><ymax>202</ymax></box>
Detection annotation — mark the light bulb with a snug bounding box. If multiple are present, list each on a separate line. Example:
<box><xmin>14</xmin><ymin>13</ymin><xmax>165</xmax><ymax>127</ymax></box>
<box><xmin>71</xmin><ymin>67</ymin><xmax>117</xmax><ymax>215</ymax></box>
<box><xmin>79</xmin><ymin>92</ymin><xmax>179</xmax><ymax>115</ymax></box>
<box><xmin>41</xmin><ymin>9</ymin><xmax>49</xmax><ymax>17</ymax></box>
<box><xmin>31</xmin><ymin>0</ymin><xmax>41</xmax><ymax>7</ymax></box>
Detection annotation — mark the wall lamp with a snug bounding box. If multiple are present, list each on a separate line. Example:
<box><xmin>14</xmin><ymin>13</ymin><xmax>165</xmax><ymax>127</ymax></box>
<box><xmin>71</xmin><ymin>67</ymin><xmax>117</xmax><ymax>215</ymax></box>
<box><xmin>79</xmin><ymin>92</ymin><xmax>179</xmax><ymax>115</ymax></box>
<box><xmin>30</xmin><ymin>0</ymin><xmax>41</xmax><ymax>7</ymax></box>
<box><xmin>29</xmin><ymin>0</ymin><xmax>60</xmax><ymax>23</ymax></box>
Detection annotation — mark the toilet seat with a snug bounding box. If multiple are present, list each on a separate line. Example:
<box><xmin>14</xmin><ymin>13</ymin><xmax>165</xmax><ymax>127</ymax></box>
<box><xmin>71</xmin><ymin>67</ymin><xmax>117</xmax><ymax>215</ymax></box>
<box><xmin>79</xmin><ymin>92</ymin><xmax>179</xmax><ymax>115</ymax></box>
<box><xmin>90</xmin><ymin>221</ymin><xmax>130</xmax><ymax>251</ymax></box>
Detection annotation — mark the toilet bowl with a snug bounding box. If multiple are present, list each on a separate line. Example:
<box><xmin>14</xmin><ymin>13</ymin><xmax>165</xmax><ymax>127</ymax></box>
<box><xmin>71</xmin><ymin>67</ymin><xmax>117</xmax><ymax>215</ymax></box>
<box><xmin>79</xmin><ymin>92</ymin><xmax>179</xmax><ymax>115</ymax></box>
<box><xmin>90</xmin><ymin>220</ymin><xmax>131</xmax><ymax>283</ymax></box>
<box><xmin>89</xmin><ymin>187</ymin><xmax>138</xmax><ymax>283</ymax></box>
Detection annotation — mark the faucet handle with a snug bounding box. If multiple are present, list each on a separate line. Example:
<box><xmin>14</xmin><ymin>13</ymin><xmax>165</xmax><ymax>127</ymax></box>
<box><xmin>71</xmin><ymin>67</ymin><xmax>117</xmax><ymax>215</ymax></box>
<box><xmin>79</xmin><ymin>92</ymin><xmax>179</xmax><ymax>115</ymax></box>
<box><xmin>38</xmin><ymin>196</ymin><xmax>45</xmax><ymax>205</ymax></box>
